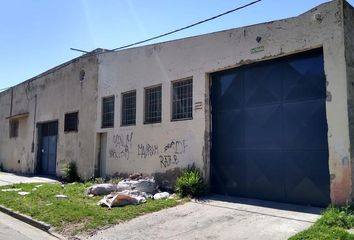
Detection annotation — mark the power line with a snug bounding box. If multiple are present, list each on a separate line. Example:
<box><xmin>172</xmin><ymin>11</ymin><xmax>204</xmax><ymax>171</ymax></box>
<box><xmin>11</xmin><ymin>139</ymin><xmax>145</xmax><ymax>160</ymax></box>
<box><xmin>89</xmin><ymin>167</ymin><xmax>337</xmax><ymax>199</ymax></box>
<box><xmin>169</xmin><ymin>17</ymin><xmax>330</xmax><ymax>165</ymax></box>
<box><xmin>3</xmin><ymin>1</ymin><xmax>261</xmax><ymax>92</ymax></box>
<box><xmin>111</xmin><ymin>0</ymin><xmax>262</xmax><ymax>51</ymax></box>
<box><xmin>71</xmin><ymin>0</ymin><xmax>261</xmax><ymax>55</ymax></box>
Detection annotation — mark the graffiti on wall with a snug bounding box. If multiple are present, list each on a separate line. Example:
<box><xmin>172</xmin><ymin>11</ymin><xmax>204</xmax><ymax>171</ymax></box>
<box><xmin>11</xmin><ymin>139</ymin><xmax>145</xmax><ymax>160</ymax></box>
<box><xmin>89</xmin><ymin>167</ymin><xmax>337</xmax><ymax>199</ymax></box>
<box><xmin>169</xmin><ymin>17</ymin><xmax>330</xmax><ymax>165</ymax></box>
<box><xmin>109</xmin><ymin>134</ymin><xmax>189</xmax><ymax>169</ymax></box>
<box><xmin>163</xmin><ymin>140</ymin><xmax>187</xmax><ymax>154</ymax></box>
<box><xmin>159</xmin><ymin>140</ymin><xmax>188</xmax><ymax>168</ymax></box>
<box><xmin>109</xmin><ymin>132</ymin><xmax>133</xmax><ymax>160</ymax></box>
<box><xmin>137</xmin><ymin>144</ymin><xmax>159</xmax><ymax>159</ymax></box>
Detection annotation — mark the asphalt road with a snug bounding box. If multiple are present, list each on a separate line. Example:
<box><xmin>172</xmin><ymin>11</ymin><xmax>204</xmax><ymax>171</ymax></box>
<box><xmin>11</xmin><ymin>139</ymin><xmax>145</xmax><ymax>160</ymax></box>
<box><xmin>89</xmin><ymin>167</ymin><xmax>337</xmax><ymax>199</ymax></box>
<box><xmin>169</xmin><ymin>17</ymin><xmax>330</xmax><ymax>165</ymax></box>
<box><xmin>0</xmin><ymin>211</ymin><xmax>57</xmax><ymax>240</ymax></box>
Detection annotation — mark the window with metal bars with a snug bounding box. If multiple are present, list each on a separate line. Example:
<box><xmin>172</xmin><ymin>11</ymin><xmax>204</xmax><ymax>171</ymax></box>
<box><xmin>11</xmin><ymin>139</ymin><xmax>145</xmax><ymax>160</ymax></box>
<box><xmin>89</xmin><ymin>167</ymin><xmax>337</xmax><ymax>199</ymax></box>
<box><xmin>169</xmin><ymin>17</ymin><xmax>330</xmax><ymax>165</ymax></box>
<box><xmin>9</xmin><ymin>119</ymin><xmax>19</xmax><ymax>138</ymax></box>
<box><xmin>64</xmin><ymin>112</ymin><xmax>79</xmax><ymax>132</ymax></box>
<box><xmin>121</xmin><ymin>91</ymin><xmax>136</xmax><ymax>126</ymax></box>
<box><xmin>102</xmin><ymin>96</ymin><xmax>115</xmax><ymax>128</ymax></box>
<box><xmin>144</xmin><ymin>85</ymin><xmax>162</xmax><ymax>124</ymax></box>
<box><xmin>172</xmin><ymin>79</ymin><xmax>193</xmax><ymax>120</ymax></box>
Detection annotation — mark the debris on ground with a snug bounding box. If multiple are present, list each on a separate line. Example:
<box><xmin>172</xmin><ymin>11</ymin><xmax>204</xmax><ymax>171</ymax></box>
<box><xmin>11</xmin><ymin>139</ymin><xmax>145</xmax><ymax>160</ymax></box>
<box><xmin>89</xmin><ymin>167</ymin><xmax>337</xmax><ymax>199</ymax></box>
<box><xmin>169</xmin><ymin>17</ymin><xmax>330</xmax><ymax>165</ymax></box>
<box><xmin>98</xmin><ymin>190</ymin><xmax>147</xmax><ymax>208</ymax></box>
<box><xmin>153</xmin><ymin>192</ymin><xmax>170</xmax><ymax>200</ymax></box>
<box><xmin>89</xmin><ymin>175</ymin><xmax>173</xmax><ymax>208</ymax></box>
<box><xmin>18</xmin><ymin>191</ymin><xmax>30</xmax><ymax>196</ymax></box>
<box><xmin>56</xmin><ymin>194</ymin><xmax>68</xmax><ymax>200</ymax></box>
<box><xmin>128</xmin><ymin>172</ymin><xmax>143</xmax><ymax>180</ymax></box>
<box><xmin>117</xmin><ymin>177</ymin><xmax>156</xmax><ymax>194</ymax></box>
<box><xmin>87</xmin><ymin>183</ymin><xmax>118</xmax><ymax>196</ymax></box>
<box><xmin>35</xmin><ymin>184</ymin><xmax>43</xmax><ymax>188</ymax></box>
<box><xmin>168</xmin><ymin>193</ymin><xmax>177</xmax><ymax>199</ymax></box>
<box><xmin>2</xmin><ymin>188</ymin><xmax>22</xmax><ymax>192</ymax></box>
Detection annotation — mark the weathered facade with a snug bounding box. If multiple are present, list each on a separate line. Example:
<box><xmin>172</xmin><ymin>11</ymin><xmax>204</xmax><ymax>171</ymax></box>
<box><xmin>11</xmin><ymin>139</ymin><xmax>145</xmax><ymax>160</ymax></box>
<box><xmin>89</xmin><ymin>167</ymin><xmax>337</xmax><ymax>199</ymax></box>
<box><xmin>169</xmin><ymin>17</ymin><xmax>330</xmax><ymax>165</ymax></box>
<box><xmin>1</xmin><ymin>0</ymin><xmax>354</xmax><ymax>206</ymax></box>
<box><xmin>0</xmin><ymin>55</ymin><xmax>98</xmax><ymax>179</ymax></box>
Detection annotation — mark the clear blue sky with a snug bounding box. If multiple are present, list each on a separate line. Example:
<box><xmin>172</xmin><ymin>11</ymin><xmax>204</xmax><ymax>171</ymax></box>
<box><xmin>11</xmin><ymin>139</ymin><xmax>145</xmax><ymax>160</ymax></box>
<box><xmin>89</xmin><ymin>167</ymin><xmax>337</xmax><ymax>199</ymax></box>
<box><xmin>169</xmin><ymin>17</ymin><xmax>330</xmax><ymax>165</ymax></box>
<box><xmin>1</xmin><ymin>0</ymin><xmax>353</xmax><ymax>90</ymax></box>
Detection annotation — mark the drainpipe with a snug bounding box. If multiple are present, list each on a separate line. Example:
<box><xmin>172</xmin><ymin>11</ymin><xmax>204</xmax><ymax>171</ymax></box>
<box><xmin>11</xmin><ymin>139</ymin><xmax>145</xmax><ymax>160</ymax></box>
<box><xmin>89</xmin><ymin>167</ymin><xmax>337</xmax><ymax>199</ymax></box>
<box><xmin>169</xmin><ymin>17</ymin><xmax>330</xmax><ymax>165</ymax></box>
<box><xmin>9</xmin><ymin>87</ymin><xmax>13</xmax><ymax>117</ymax></box>
<box><xmin>31</xmin><ymin>95</ymin><xmax>37</xmax><ymax>174</ymax></box>
<box><xmin>31</xmin><ymin>94</ymin><xmax>37</xmax><ymax>153</ymax></box>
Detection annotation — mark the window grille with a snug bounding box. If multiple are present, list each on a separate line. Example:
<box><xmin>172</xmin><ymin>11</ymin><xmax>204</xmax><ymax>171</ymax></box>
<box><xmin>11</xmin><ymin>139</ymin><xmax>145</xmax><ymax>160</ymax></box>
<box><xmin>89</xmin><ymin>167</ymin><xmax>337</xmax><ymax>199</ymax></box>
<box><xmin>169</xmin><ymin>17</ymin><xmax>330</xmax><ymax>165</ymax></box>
<box><xmin>122</xmin><ymin>91</ymin><xmax>136</xmax><ymax>126</ymax></box>
<box><xmin>102</xmin><ymin>96</ymin><xmax>115</xmax><ymax>128</ymax></box>
<box><xmin>172</xmin><ymin>79</ymin><xmax>193</xmax><ymax>120</ymax></box>
<box><xmin>64</xmin><ymin>112</ymin><xmax>79</xmax><ymax>132</ymax></box>
<box><xmin>9</xmin><ymin>119</ymin><xmax>19</xmax><ymax>138</ymax></box>
<box><xmin>144</xmin><ymin>86</ymin><xmax>162</xmax><ymax>124</ymax></box>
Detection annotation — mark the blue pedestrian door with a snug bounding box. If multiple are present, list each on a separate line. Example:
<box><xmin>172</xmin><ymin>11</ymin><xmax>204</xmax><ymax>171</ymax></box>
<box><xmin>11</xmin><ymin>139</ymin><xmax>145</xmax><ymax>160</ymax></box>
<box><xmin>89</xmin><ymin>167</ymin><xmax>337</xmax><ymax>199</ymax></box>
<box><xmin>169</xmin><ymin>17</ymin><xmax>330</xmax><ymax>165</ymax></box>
<box><xmin>38</xmin><ymin>121</ymin><xmax>58</xmax><ymax>175</ymax></box>
<box><xmin>210</xmin><ymin>49</ymin><xmax>330</xmax><ymax>206</ymax></box>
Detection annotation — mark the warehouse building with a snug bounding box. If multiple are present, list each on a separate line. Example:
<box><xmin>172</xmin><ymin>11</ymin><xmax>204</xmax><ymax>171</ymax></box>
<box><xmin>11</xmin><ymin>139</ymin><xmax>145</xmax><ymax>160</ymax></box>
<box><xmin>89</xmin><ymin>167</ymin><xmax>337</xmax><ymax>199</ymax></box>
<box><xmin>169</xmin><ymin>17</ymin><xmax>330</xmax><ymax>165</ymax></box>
<box><xmin>1</xmin><ymin>0</ymin><xmax>354</xmax><ymax>206</ymax></box>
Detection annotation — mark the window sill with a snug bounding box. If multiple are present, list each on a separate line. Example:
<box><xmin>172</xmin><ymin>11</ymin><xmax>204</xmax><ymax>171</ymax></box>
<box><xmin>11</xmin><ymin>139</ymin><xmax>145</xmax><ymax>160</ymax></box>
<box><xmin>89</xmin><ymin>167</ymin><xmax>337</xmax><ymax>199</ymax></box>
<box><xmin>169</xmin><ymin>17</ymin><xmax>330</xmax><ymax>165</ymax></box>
<box><xmin>171</xmin><ymin>117</ymin><xmax>193</xmax><ymax>122</ymax></box>
<box><xmin>143</xmin><ymin>121</ymin><xmax>162</xmax><ymax>125</ymax></box>
<box><xmin>64</xmin><ymin>130</ymin><xmax>78</xmax><ymax>133</ymax></box>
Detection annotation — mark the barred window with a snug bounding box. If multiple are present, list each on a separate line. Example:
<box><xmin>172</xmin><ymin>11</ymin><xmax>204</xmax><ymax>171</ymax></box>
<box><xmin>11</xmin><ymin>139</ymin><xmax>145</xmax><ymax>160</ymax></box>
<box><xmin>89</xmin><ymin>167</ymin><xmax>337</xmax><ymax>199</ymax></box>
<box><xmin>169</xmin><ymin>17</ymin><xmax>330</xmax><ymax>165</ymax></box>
<box><xmin>102</xmin><ymin>96</ymin><xmax>114</xmax><ymax>128</ymax></box>
<box><xmin>172</xmin><ymin>79</ymin><xmax>193</xmax><ymax>120</ymax></box>
<box><xmin>64</xmin><ymin>112</ymin><xmax>79</xmax><ymax>132</ymax></box>
<box><xmin>144</xmin><ymin>85</ymin><xmax>162</xmax><ymax>124</ymax></box>
<box><xmin>122</xmin><ymin>91</ymin><xmax>136</xmax><ymax>126</ymax></box>
<box><xmin>9</xmin><ymin>119</ymin><xmax>19</xmax><ymax>138</ymax></box>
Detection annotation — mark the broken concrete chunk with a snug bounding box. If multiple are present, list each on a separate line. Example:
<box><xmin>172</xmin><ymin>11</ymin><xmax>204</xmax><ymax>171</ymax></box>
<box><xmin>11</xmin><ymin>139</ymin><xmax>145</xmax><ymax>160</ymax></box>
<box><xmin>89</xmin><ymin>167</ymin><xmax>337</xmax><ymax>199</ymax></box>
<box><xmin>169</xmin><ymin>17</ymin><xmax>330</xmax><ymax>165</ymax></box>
<box><xmin>154</xmin><ymin>192</ymin><xmax>170</xmax><ymax>200</ymax></box>
<box><xmin>87</xmin><ymin>183</ymin><xmax>118</xmax><ymax>196</ymax></box>
<box><xmin>2</xmin><ymin>188</ymin><xmax>22</xmax><ymax>192</ymax></box>
<box><xmin>117</xmin><ymin>178</ymin><xmax>156</xmax><ymax>194</ymax></box>
<box><xmin>18</xmin><ymin>191</ymin><xmax>30</xmax><ymax>196</ymax></box>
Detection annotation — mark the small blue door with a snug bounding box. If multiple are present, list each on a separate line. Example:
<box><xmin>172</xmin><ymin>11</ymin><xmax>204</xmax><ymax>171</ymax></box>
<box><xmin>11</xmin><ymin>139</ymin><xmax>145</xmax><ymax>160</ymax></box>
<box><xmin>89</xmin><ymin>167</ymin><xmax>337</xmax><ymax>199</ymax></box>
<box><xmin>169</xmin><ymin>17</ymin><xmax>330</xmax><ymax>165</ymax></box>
<box><xmin>39</xmin><ymin>121</ymin><xmax>58</xmax><ymax>175</ymax></box>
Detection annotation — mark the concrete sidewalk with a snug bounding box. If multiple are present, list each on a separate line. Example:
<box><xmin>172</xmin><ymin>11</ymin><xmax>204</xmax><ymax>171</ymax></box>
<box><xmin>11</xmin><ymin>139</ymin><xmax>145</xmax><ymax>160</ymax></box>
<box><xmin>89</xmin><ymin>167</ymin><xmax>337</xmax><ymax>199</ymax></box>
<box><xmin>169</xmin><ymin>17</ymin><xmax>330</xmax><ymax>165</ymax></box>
<box><xmin>0</xmin><ymin>211</ymin><xmax>57</xmax><ymax>240</ymax></box>
<box><xmin>0</xmin><ymin>172</ymin><xmax>58</xmax><ymax>186</ymax></box>
<box><xmin>84</xmin><ymin>196</ymin><xmax>321</xmax><ymax>240</ymax></box>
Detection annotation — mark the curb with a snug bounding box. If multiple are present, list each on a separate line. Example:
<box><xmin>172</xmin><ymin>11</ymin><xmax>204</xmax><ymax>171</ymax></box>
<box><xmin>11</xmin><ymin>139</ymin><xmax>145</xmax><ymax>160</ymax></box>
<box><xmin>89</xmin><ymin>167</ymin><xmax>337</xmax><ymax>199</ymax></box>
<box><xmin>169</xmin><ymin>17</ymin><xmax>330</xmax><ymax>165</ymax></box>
<box><xmin>0</xmin><ymin>204</ymin><xmax>51</xmax><ymax>232</ymax></box>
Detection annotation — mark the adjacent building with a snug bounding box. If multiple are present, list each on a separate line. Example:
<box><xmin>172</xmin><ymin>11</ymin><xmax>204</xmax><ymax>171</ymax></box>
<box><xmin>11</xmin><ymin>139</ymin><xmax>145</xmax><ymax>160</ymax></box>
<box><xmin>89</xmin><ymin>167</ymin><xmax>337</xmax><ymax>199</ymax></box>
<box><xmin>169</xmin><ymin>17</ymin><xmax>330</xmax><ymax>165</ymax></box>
<box><xmin>1</xmin><ymin>0</ymin><xmax>354</xmax><ymax>206</ymax></box>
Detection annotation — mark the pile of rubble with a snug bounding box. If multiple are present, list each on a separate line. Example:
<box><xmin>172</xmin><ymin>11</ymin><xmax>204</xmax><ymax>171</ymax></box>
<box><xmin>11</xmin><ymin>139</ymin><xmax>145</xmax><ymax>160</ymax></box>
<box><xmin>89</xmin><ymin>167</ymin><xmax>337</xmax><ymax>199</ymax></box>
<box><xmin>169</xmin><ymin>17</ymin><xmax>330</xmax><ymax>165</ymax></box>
<box><xmin>87</xmin><ymin>173</ymin><xmax>173</xmax><ymax>208</ymax></box>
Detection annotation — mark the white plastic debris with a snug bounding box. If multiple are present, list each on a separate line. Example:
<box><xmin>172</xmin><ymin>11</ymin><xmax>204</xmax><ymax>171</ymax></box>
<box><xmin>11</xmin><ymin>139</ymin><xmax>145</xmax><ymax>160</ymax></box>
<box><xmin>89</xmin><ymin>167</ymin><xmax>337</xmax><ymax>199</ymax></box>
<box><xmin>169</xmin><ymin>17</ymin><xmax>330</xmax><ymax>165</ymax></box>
<box><xmin>117</xmin><ymin>178</ymin><xmax>156</xmax><ymax>194</ymax></box>
<box><xmin>153</xmin><ymin>192</ymin><xmax>170</xmax><ymax>200</ymax></box>
<box><xmin>2</xmin><ymin>188</ymin><xmax>22</xmax><ymax>192</ymax></box>
<box><xmin>18</xmin><ymin>191</ymin><xmax>30</xmax><ymax>196</ymax></box>
<box><xmin>56</xmin><ymin>194</ymin><xmax>68</xmax><ymax>200</ymax></box>
<box><xmin>87</xmin><ymin>183</ymin><xmax>118</xmax><ymax>196</ymax></box>
<box><xmin>35</xmin><ymin>184</ymin><xmax>43</xmax><ymax>188</ymax></box>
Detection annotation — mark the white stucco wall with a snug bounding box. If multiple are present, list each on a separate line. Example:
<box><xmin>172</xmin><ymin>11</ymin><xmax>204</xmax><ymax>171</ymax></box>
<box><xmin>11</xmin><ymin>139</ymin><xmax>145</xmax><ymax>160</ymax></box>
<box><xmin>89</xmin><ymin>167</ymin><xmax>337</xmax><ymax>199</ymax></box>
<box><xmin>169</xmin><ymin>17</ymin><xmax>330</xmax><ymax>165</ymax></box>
<box><xmin>97</xmin><ymin>0</ymin><xmax>353</xmax><ymax>203</ymax></box>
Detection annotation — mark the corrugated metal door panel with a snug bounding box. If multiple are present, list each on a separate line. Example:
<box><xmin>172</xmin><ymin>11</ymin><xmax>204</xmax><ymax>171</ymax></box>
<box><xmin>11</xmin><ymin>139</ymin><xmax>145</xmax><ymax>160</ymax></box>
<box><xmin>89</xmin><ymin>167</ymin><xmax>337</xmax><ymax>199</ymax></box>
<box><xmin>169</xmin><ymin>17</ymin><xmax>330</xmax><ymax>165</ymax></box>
<box><xmin>210</xmin><ymin>48</ymin><xmax>330</xmax><ymax>206</ymax></box>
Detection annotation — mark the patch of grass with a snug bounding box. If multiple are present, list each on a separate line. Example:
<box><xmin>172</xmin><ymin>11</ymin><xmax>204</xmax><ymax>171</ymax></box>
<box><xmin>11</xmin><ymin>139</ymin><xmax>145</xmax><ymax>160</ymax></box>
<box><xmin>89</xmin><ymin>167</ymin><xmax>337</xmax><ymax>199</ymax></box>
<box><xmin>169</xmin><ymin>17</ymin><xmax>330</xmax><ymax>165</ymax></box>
<box><xmin>175</xmin><ymin>166</ymin><xmax>206</xmax><ymax>197</ymax></box>
<box><xmin>0</xmin><ymin>183</ymin><xmax>185</xmax><ymax>236</ymax></box>
<box><xmin>290</xmin><ymin>206</ymin><xmax>354</xmax><ymax>240</ymax></box>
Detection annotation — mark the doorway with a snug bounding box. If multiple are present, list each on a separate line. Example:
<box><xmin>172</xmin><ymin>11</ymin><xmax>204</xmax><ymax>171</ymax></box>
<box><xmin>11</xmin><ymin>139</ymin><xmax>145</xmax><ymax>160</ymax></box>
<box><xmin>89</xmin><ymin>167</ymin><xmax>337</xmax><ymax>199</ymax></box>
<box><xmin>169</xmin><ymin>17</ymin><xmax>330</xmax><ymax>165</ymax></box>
<box><xmin>37</xmin><ymin>121</ymin><xmax>58</xmax><ymax>175</ymax></box>
<box><xmin>97</xmin><ymin>133</ymin><xmax>107</xmax><ymax>178</ymax></box>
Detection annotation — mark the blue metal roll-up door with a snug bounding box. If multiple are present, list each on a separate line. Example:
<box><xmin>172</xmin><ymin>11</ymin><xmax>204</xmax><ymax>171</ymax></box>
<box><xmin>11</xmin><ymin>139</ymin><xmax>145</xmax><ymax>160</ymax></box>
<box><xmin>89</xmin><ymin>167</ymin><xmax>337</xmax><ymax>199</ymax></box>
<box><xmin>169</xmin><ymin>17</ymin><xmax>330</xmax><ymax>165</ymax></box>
<box><xmin>210</xmin><ymin>49</ymin><xmax>330</xmax><ymax>206</ymax></box>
